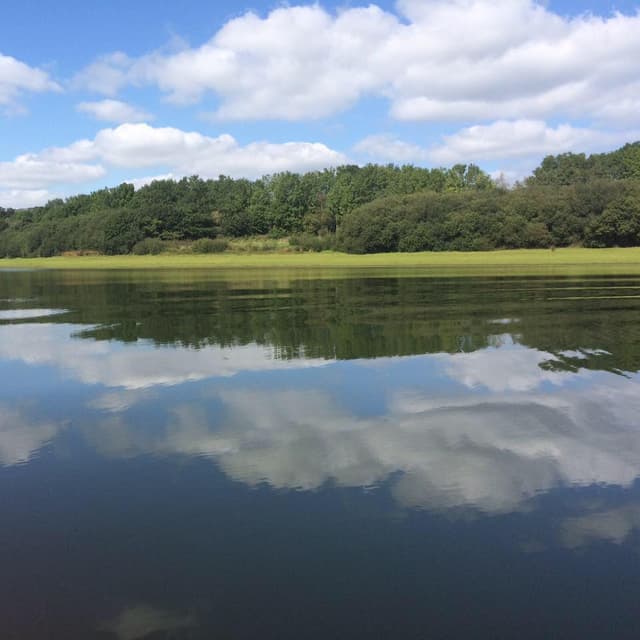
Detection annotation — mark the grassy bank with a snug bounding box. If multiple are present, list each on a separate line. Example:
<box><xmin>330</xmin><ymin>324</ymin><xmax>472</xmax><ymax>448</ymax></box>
<box><xmin>1</xmin><ymin>247</ymin><xmax>640</xmax><ymax>276</ymax></box>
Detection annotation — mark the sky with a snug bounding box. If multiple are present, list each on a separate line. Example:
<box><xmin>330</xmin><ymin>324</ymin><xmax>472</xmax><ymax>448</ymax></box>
<box><xmin>1</xmin><ymin>0</ymin><xmax>639</xmax><ymax>208</ymax></box>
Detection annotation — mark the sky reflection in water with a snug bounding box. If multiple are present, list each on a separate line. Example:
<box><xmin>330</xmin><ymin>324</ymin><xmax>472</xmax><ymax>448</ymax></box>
<box><xmin>1</xmin><ymin>271</ymin><xmax>640</xmax><ymax>639</ymax></box>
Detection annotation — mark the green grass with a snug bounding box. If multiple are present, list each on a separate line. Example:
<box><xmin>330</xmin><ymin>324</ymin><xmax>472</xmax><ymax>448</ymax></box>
<box><xmin>1</xmin><ymin>248</ymin><xmax>640</xmax><ymax>276</ymax></box>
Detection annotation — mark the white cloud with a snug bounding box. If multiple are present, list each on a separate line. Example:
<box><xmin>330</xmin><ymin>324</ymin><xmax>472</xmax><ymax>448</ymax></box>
<box><xmin>134</xmin><ymin>5</ymin><xmax>397</xmax><ymax>119</ymax></box>
<box><xmin>84</xmin><ymin>123</ymin><xmax>347</xmax><ymax>175</ymax></box>
<box><xmin>6</xmin><ymin>119</ymin><xmax>629</xmax><ymax>203</ymax></box>
<box><xmin>0</xmin><ymin>123</ymin><xmax>346</xmax><ymax>200</ymax></box>
<box><xmin>0</xmin><ymin>53</ymin><xmax>60</xmax><ymax>111</ymax></box>
<box><xmin>72</xmin><ymin>1</ymin><xmax>640</xmax><ymax>126</ymax></box>
<box><xmin>71</xmin><ymin>52</ymin><xmax>131</xmax><ymax>96</ymax></box>
<box><xmin>77</xmin><ymin>99</ymin><xmax>152</xmax><ymax>123</ymax></box>
<box><xmin>5</xmin><ymin>2</ymin><xmax>640</xmax><ymax>202</ymax></box>
<box><xmin>0</xmin><ymin>189</ymin><xmax>57</xmax><ymax>209</ymax></box>
<box><xmin>128</xmin><ymin>173</ymin><xmax>176</xmax><ymax>190</ymax></box>
<box><xmin>428</xmin><ymin>120</ymin><xmax>638</xmax><ymax>164</ymax></box>
<box><xmin>0</xmin><ymin>154</ymin><xmax>105</xmax><ymax>190</ymax></box>
<box><xmin>353</xmin><ymin>134</ymin><xmax>427</xmax><ymax>163</ymax></box>
<box><xmin>354</xmin><ymin>120</ymin><xmax>637</xmax><ymax>170</ymax></box>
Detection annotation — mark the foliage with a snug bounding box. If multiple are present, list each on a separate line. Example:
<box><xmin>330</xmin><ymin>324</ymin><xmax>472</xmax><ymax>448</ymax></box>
<box><xmin>338</xmin><ymin>175</ymin><xmax>640</xmax><ymax>253</ymax></box>
<box><xmin>132</xmin><ymin>238</ymin><xmax>166</xmax><ymax>255</ymax></box>
<box><xmin>585</xmin><ymin>195</ymin><xmax>640</xmax><ymax>247</ymax></box>
<box><xmin>289</xmin><ymin>233</ymin><xmax>336</xmax><ymax>252</ymax></box>
<box><xmin>527</xmin><ymin>142</ymin><xmax>640</xmax><ymax>186</ymax></box>
<box><xmin>2</xmin><ymin>143</ymin><xmax>640</xmax><ymax>257</ymax></box>
<box><xmin>192</xmin><ymin>238</ymin><xmax>229</xmax><ymax>253</ymax></box>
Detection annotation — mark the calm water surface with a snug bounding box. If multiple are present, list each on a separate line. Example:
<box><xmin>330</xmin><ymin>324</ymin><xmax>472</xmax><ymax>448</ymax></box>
<box><xmin>1</xmin><ymin>269</ymin><xmax>640</xmax><ymax>639</ymax></box>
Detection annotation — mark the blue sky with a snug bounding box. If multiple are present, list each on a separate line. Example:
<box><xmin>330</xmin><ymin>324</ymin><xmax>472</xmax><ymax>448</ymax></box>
<box><xmin>1</xmin><ymin>0</ymin><xmax>639</xmax><ymax>208</ymax></box>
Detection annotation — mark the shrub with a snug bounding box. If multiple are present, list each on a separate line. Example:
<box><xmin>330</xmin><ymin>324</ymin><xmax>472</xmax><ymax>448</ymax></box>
<box><xmin>289</xmin><ymin>233</ymin><xmax>336</xmax><ymax>252</ymax></box>
<box><xmin>132</xmin><ymin>238</ymin><xmax>165</xmax><ymax>255</ymax></box>
<box><xmin>192</xmin><ymin>238</ymin><xmax>229</xmax><ymax>253</ymax></box>
<box><xmin>398</xmin><ymin>224</ymin><xmax>436</xmax><ymax>252</ymax></box>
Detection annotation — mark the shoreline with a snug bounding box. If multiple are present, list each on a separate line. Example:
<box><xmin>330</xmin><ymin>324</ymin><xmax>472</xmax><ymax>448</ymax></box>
<box><xmin>1</xmin><ymin>247</ymin><xmax>640</xmax><ymax>275</ymax></box>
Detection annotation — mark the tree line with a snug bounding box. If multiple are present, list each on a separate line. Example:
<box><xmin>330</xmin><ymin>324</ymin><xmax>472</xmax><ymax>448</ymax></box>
<box><xmin>1</xmin><ymin>142</ymin><xmax>639</xmax><ymax>256</ymax></box>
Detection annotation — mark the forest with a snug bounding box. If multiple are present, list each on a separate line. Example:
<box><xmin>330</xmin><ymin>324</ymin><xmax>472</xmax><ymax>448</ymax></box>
<box><xmin>1</xmin><ymin>142</ymin><xmax>639</xmax><ymax>257</ymax></box>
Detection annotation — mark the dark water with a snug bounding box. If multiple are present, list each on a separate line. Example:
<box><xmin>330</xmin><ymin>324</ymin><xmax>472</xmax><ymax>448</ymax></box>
<box><xmin>1</xmin><ymin>269</ymin><xmax>640</xmax><ymax>639</ymax></box>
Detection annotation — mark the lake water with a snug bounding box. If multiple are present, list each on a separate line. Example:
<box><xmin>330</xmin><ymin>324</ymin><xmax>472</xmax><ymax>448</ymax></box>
<box><xmin>1</xmin><ymin>268</ymin><xmax>640</xmax><ymax>639</ymax></box>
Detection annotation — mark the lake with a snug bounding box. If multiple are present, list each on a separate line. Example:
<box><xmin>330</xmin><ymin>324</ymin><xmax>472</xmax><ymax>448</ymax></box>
<box><xmin>1</xmin><ymin>268</ymin><xmax>640</xmax><ymax>639</ymax></box>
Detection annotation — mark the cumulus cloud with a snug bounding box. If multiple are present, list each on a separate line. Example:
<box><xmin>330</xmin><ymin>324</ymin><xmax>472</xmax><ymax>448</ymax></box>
<box><xmin>128</xmin><ymin>173</ymin><xmax>176</xmax><ymax>189</ymax></box>
<box><xmin>0</xmin><ymin>154</ymin><xmax>105</xmax><ymax>190</ymax></box>
<box><xmin>8</xmin><ymin>0</ymin><xmax>640</xmax><ymax>201</ymax></box>
<box><xmin>0</xmin><ymin>123</ymin><xmax>346</xmax><ymax>207</ymax></box>
<box><xmin>77</xmin><ymin>124</ymin><xmax>346</xmax><ymax>174</ymax></box>
<box><xmin>72</xmin><ymin>1</ymin><xmax>640</xmax><ymax>126</ymax></box>
<box><xmin>353</xmin><ymin>134</ymin><xmax>428</xmax><ymax>163</ymax></box>
<box><xmin>71</xmin><ymin>52</ymin><xmax>131</xmax><ymax>97</ymax></box>
<box><xmin>353</xmin><ymin>120</ymin><xmax>640</xmax><ymax>171</ymax></box>
<box><xmin>0</xmin><ymin>53</ymin><xmax>60</xmax><ymax>111</ymax></box>
<box><xmin>135</xmin><ymin>5</ymin><xmax>396</xmax><ymax>119</ymax></box>
<box><xmin>76</xmin><ymin>99</ymin><xmax>152</xmax><ymax>123</ymax></box>
<box><xmin>9</xmin><ymin>117</ymin><xmax>623</xmax><ymax>206</ymax></box>
<box><xmin>0</xmin><ymin>189</ymin><xmax>57</xmax><ymax>209</ymax></box>
<box><xmin>428</xmin><ymin>120</ymin><xmax>639</xmax><ymax>164</ymax></box>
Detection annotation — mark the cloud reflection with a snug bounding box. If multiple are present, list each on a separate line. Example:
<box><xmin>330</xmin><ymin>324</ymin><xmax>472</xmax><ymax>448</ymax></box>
<box><xmin>3</xmin><ymin>320</ymin><xmax>640</xmax><ymax>520</ymax></box>
<box><xmin>77</xmin><ymin>345</ymin><xmax>640</xmax><ymax>514</ymax></box>
<box><xmin>0</xmin><ymin>405</ymin><xmax>58</xmax><ymax>466</ymax></box>
<box><xmin>436</xmin><ymin>339</ymin><xmax>577</xmax><ymax>392</ymax></box>
<box><xmin>103</xmin><ymin>604</ymin><xmax>194</xmax><ymax>640</ymax></box>
<box><xmin>0</xmin><ymin>323</ymin><xmax>332</xmax><ymax>389</ymax></box>
<box><xmin>561</xmin><ymin>503</ymin><xmax>640</xmax><ymax>549</ymax></box>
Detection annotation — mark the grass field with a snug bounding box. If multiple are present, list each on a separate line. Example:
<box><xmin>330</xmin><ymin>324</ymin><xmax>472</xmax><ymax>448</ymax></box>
<box><xmin>1</xmin><ymin>248</ymin><xmax>640</xmax><ymax>276</ymax></box>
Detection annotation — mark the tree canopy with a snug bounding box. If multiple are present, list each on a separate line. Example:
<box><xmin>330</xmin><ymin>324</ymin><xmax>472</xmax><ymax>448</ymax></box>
<box><xmin>1</xmin><ymin>142</ymin><xmax>640</xmax><ymax>257</ymax></box>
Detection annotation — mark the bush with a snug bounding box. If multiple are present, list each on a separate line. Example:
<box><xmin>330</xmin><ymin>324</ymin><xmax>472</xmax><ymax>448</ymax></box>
<box><xmin>132</xmin><ymin>238</ymin><xmax>166</xmax><ymax>255</ymax></box>
<box><xmin>289</xmin><ymin>233</ymin><xmax>336</xmax><ymax>252</ymax></box>
<box><xmin>192</xmin><ymin>238</ymin><xmax>229</xmax><ymax>253</ymax></box>
<box><xmin>397</xmin><ymin>224</ymin><xmax>435</xmax><ymax>252</ymax></box>
<box><xmin>227</xmin><ymin>237</ymin><xmax>286</xmax><ymax>252</ymax></box>
<box><xmin>584</xmin><ymin>196</ymin><xmax>640</xmax><ymax>247</ymax></box>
